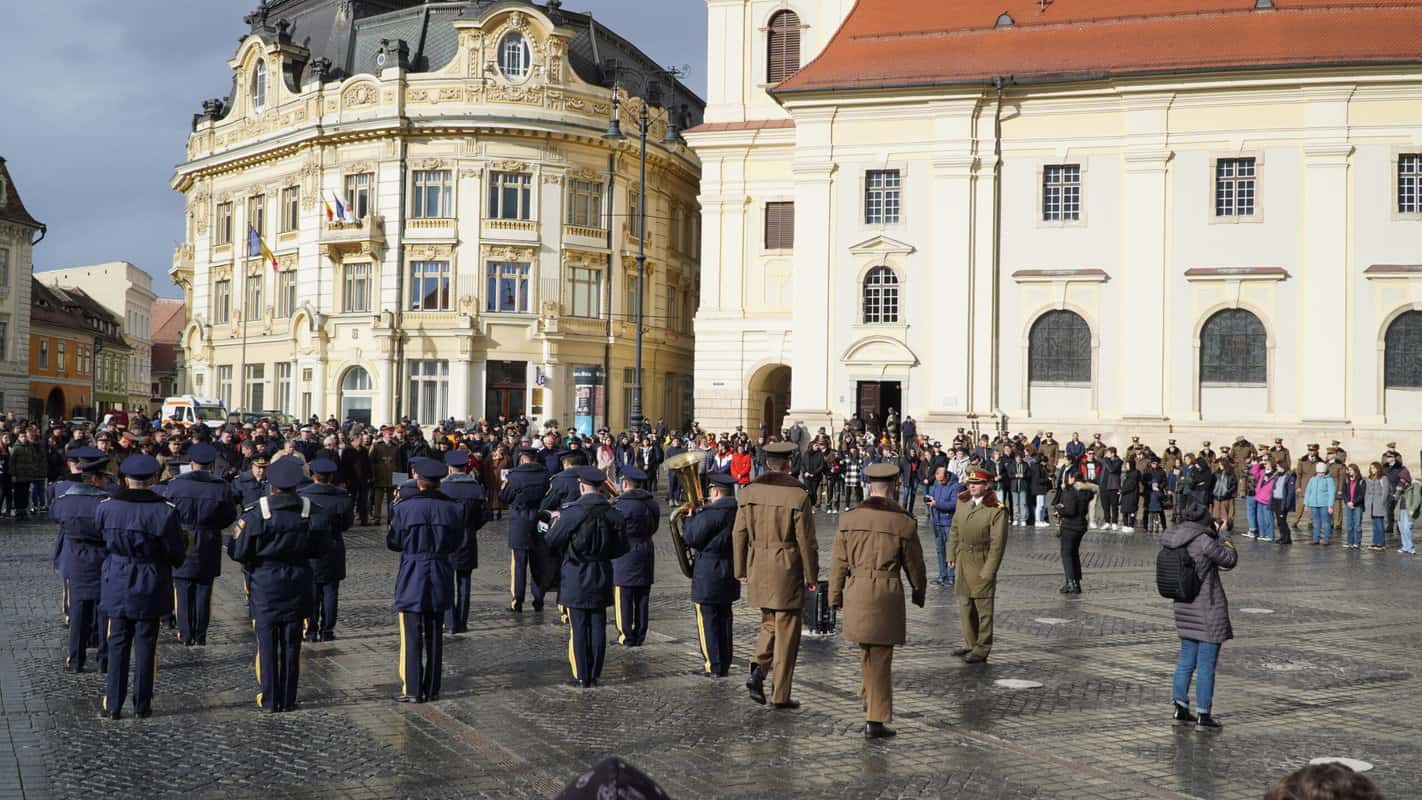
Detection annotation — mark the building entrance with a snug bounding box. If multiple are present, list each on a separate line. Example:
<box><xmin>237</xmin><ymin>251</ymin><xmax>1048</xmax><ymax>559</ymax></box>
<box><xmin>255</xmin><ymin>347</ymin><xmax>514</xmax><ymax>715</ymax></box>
<box><xmin>855</xmin><ymin>380</ymin><xmax>901</xmax><ymax>434</ymax></box>
<box><xmin>486</xmin><ymin>360</ymin><xmax>527</xmax><ymax>420</ymax></box>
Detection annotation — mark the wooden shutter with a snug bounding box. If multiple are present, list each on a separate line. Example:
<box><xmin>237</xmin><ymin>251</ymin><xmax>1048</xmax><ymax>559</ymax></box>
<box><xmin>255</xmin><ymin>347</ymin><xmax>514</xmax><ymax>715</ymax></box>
<box><xmin>765</xmin><ymin>202</ymin><xmax>794</xmax><ymax>249</ymax></box>
<box><xmin>767</xmin><ymin>11</ymin><xmax>801</xmax><ymax>84</ymax></box>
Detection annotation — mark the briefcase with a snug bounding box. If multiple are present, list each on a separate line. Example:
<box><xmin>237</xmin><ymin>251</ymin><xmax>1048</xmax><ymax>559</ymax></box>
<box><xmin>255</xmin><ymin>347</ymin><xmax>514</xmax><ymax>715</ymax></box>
<box><xmin>802</xmin><ymin>579</ymin><xmax>835</xmax><ymax>635</ymax></box>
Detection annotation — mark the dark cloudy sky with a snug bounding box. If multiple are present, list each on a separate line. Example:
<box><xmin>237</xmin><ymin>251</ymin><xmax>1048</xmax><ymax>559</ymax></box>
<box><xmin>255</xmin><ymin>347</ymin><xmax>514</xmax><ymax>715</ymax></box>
<box><xmin>1</xmin><ymin>0</ymin><xmax>707</xmax><ymax>298</ymax></box>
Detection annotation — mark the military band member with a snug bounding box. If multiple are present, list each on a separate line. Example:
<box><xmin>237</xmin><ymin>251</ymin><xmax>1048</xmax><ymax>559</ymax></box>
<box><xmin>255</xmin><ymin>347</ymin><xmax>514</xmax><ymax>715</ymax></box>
<box><xmin>299</xmin><ymin>458</ymin><xmax>355</xmax><ymax>642</ymax></box>
<box><xmin>228</xmin><ymin>458</ymin><xmax>325</xmax><ymax>712</ymax></box>
<box><xmin>734</xmin><ymin>440</ymin><xmax>819</xmax><ymax>709</ymax></box>
<box><xmin>438</xmin><ymin>451</ymin><xmax>487</xmax><ymax>635</ymax></box>
<box><xmin>96</xmin><ymin>455</ymin><xmax>187</xmax><ymax>719</ymax></box>
<box><xmin>1089</xmin><ymin>433</ymin><xmax>1107</xmax><ymax>461</ymax></box>
<box><xmin>829</xmin><ymin>462</ymin><xmax>927</xmax><ymax>739</ymax></box>
<box><xmin>542</xmin><ymin>449</ymin><xmax>585</xmax><ymax>513</ymax></box>
<box><xmin>232</xmin><ymin>456</ymin><xmax>270</xmax><ymax>507</ymax></box>
<box><xmin>51</xmin><ymin>455</ymin><xmax>113</xmax><ymax>673</ymax></box>
<box><xmin>1270</xmin><ymin>438</ymin><xmax>1292</xmax><ymax>471</ymax></box>
<box><xmin>1037</xmin><ymin>433</ymin><xmax>1059</xmax><ymax>473</ymax></box>
<box><xmin>501</xmin><ymin>447</ymin><xmax>552</xmax><ymax>612</ymax></box>
<box><xmin>159</xmin><ymin>443</ymin><xmax>237</xmax><ymax>647</ymax></box>
<box><xmin>947</xmin><ymin>468</ymin><xmax>1008</xmax><ymax>664</ymax></box>
<box><xmin>52</xmin><ymin>446</ymin><xmax>107</xmax><ymax>629</ymax></box>
<box><xmin>388</xmin><ymin>457</ymin><xmax>464</xmax><ymax>702</ymax></box>
<box><xmin>612</xmin><ymin>466</ymin><xmax>660</xmax><ymax>647</ymax></box>
<box><xmin>546</xmin><ymin>467</ymin><xmax>629</xmax><ymax>688</ymax></box>
<box><xmin>682</xmin><ymin>473</ymin><xmax>741</xmax><ymax>677</ymax></box>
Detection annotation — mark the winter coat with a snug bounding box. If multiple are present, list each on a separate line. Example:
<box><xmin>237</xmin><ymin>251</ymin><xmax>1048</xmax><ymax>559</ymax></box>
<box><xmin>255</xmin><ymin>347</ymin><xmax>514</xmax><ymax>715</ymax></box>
<box><xmin>1270</xmin><ymin>472</ymin><xmax>1297</xmax><ymax>513</ymax></box>
<box><xmin>9</xmin><ymin>442</ymin><xmax>47</xmax><ymax>482</ymax></box>
<box><xmin>924</xmin><ymin>478</ymin><xmax>960</xmax><ymax>528</ymax></box>
<box><xmin>828</xmin><ymin>496</ymin><xmax>927</xmax><ymax>646</ymax></box>
<box><xmin>1364</xmin><ymin>476</ymin><xmax>1391</xmax><ymax>517</ymax></box>
<box><xmin>732</xmin><ymin>471</ymin><xmax>819</xmax><ymax>611</ymax></box>
<box><xmin>947</xmin><ymin>491</ymin><xmax>1008</xmax><ymax>600</ymax></box>
<box><xmin>1161</xmin><ymin>520</ymin><xmax>1237</xmax><ymax>644</ymax></box>
<box><xmin>1056</xmin><ymin>486</ymin><xmax>1090</xmax><ymax>534</ymax></box>
<box><xmin>1304</xmin><ymin>474</ymin><xmax>1336</xmax><ymax>508</ymax></box>
<box><xmin>1120</xmin><ymin>469</ymin><xmax>1141</xmax><ymax>508</ymax></box>
<box><xmin>1341</xmin><ymin>478</ymin><xmax>1366</xmax><ymax>508</ymax></box>
<box><xmin>1100</xmin><ymin>457</ymin><xmax>1123</xmax><ymax>491</ymax></box>
<box><xmin>546</xmin><ymin>493</ymin><xmax>628</xmax><ymax>609</ymax></box>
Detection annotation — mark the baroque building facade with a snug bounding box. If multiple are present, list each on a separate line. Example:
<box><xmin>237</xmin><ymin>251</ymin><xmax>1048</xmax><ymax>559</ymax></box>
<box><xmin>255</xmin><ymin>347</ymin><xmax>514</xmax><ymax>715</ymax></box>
<box><xmin>0</xmin><ymin>157</ymin><xmax>44</xmax><ymax>418</ymax></box>
<box><xmin>687</xmin><ymin>0</ymin><xmax>1422</xmax><ymax>453</ymax></box>
<box><xmin>172</xmin><ymin>0</ymin><xmax>702</xmax><ymax>431</ymax></box>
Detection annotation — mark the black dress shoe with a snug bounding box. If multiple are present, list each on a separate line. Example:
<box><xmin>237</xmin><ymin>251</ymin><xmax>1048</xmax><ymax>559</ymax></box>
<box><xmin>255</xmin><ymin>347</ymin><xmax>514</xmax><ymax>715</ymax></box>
<box><xmin>771</xmin><ymin>700</ymin><xmax>801</xmax><ymax>710</ymax></box>
<box><xmin>864</xmin><ymin>722</ymin><xmax>897</xmax><ymax>739</ymax></box>
<box><xmin>1059</xmin><ymin>582</ymin><xmax>1073</xmax><ymax>594</ymax></box>
<box><xmin>1195</xmin><ymin>713</ymin><xmax>1223</xmax><ymax>732</ymax></box>
<box><xmin>1172</xmin><ymin>702</ymin><xmax>1197</xmax><ymax>724</ymax></box>
<box><xmin>65</xmin><ymin>663</ymin><xmax>82</xmax><ymax>674</ymax></box>
<box><xmin>196</xmin><ymin>637</ymin><xmax>207</xmax><ymax>646</ymax></box>
<box><xmin>964</xmin><ymin>653</ymin><xmax>988</xmax><ymax>664</ymax></box>
<box><xmin>950</xmin><ymin>647</ymin><xmax>972</xmax><ymax>658</ymax></box>
<box><xmin>1069</xmin><ymin>581</ymin><xmax>1082</xmax><ymax>594</ymax></box>
<box><xmin>508</xmin><ymin>603</ymin><xmax>523</xmax><ymax>613</ymax></box>
<box><xmin>746</xmin><ymin>666</ymin><xmax>767</xmax><ymax>705</ymax></box>
<box><xmin>394</xmin><ymin>693</ymin><xmax>419</xmax><ymax>703</ymax></box>
<box><xmin>257</xmin><ymin>706</ymin><xmax>279</xmax><ymax>714</ymax></box>
<box><xmin>320</xmin><ymin>632</ymin><xmax>335</xmax><ymax>642</ymax></box>
<box><xmin>99</xmin><ymin>710</ymin><xmax>121</xmax><ymax>721</ymax></box>
<box><xmin>532</xmin><ymin>602</ymin><xmax>545</xmax><ymax>612</ymax></box>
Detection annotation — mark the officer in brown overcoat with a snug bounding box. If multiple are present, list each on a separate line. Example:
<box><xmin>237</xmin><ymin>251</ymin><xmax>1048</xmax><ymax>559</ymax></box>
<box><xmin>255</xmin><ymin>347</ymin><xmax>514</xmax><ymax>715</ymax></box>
<box><xmin>733</xmin><ymin>440</ymin><xmax>818</xmax><ymax>709</ymax></box>
<box><xmin>947</xmin><ymin>468</ymin><xmax>1008</xmax><ymax>663</ymax></box>
<box><xmin>1163</xmin><ymin>440</ymin><xmax>1183</xmax><ymax>472</ymax></box>
<box><xmin>828</xmin><ymin>462</ymin><xmax>927</xmax><ymax>740</ymax></box>
<box><xmin>369</xmin><ymin>428</ymin><xmax>404</xmax><ymax>525</ymax></box>
<box><xmin>1037</xmin><ymin>433</ymin><xmax>1059</xmax><ymax>472</ymax></box>
<box><xmin>1327</xmin><ymin>444</ymin><xmax>1348</xmax><ymax>521</ymax></box>
<box><xmin>1295</xmin><ymin>444</ymin><xmax>1323</xmax><ymax>529</ymax></box>
<box><xmin>1269</xmin><ymin>438</ymin><xmax>1291</xmax><ymax>471</ymax></box>
<box><xmin>1230</xmin><ymin>436</ymin><xmax>1253</xmax><ymax>480</ymax></box>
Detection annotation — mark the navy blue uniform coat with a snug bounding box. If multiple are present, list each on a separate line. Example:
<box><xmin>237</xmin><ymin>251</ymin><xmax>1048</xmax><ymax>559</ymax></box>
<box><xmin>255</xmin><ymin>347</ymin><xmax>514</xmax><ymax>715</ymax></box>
<box><xmin>545</xmin><ymin>493</ymin><xmax>628</xmax><ymax>609</ymax></box>
<box><xmin>386</xmin><ymin>490</ymin><xmax>464</xmax><ymax>613</ymax></box>
<box><xmin>232</xmin><ymin>472</ymin><xmax>269</xmax><ymax>508</ymax></box>
<box><xmin>439</xmin><ymin>474</ymin><xmax>487</xmax><ymax>572</ymax></box>
<box><xmin>51</xmin><ymin>484</ymin><xmax>111</xmax><ymax>601</ymax></box>
<box><xmin>298</xmin><ymin>482</ymin><xmax>355</xmax><ymax>583</ymax></box>
<box><xmin>611</xmin><ymin>489</ymin><xmax>660</xmax><ymax>586</ymax></box>
<box><xmin>500</xmin><ymin>462</ymin><xmax>550</xmax><ymax>549</ymax></box>
<box><xmin>680</xmin><ymin>496</ymin><xmax>743</xmax><ymax>605</ymax></box>
<box><xmin>160</xmin><ymin>470</ymin><xmax>239</xmax><ymax>582</ymax></box>
<box><xmin>96</xmin><ymin>489</ymin><xmax>187</xmax><ymax>619</ymax></box>
<box><xmin>541</xmin><ymin>469</ymin><xmax>582</xmax><ymax>512</ymax></box>
<box><xmin>228</xmin><ymin>494</ymin><xmax>326</xmax><ymax>623</ymax></box>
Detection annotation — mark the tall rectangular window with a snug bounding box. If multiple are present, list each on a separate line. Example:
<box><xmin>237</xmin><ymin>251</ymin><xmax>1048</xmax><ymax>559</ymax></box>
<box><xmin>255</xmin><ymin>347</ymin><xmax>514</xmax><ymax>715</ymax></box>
<box><xmin>487</xmin><ymin>172</ymin><xmax>532</xmax><ymax>220</ymax></box>
<box><xmin>344</xmin><ymin>172</ymin><xmax>374</xmax><ymax>220</ymax></box>
<box><xmin>406</xmin><ymin>359</ymin><xmax>449</xmax><ymax>423</ymax></box>
<box><xmin>410</xmin><ymin>261</ymin><xmax>451</xmax><ymax>311</ymax></box>
<box><xmin>412</xmin><ymin>170</ymin><xmax>452</xmax><ymax>218</ymax></box>
<box><xmin>666</xmin><ymin>286</ymin><xmax>680</xmax><ymax>332</ymax></box>
<box><xmin>281</xmin><ymin>186</ymin><xmax>300</xmax><ymax>232</ymax></box>
<box><xmin>764</xmin><ymin>201</ymin><xmax>795</xmax><ymax>249</ymax></box>
<box><xmin>1215</xmin><ymin>157</ymin><xmax>1257</xmax><ymax>217</ymax></box>
<box><xmin>569</xmin><ymin>267</ymin><xmax>602</xmax><ymax>317</ymax></box>
<box><xmin>864</xmin><ymin>169</ymin><xmax>901</xmax><ymax>225</ymax></box>
<box><xmin>0</xmin><ymin>320</ymin><xmax>8</xmax><ymax>360</ymax></box>
<box><xmin>275</xmin><ymin>362</ymin><xmax>292</xmax><ymax>411</ymax></box>
<box><xmin>1042</xmin><ymin>164</ymin><xmax>1082</xmax><ymax>221</ymax></box>
<box><xmin>245</xmin><ymin>273</ymin><xmax>263</xmax><ymax>321</ymax></box>
<box><xmin>247</xmin><ymin>193</ymin><xmax>267</xmax><ymax>237</ymax></box>
<box><xmin>244</xmin><ymin>364</ymin><xmax>265</xmax><ymax>410</ymax></box>
<box><xmin>39</xmin><ymin>339</ymin><xmax>49</xmax><ymax>370</ymax></box>
<box><xmin>567</xmin><ymin>179</ymin><xmax>604</xmax><ymax>228</ymax></box>
<box><xmin>57</xmin><ymin>341</ymin><xmax>66</xmax><ymax>372</ymax></box>
<box><xmin>626</xmin><ymin>276</ymin><xmax>640</xmax><ymax>322</ymax></box>
<box><xmin>1399</xmin><ymin>153</ymin><xmax>1422</xmax><ymax>214</ymax></box>
<box><xmin>629</xmin><ymin>188</ymin><xmax>643</xmax><ymax>238</ymax></box>
<box><xmin>623</xmin><ymin>367</ymin><xmax>637</xmax><ymax>429</ymax></box>
<box><xmin>218</xmin><ymin>365</ymin><xmax>234</xmax><ymax>408</ymax></box>
<box><xmin>276</xmin><ymin>270</ymin><xmax>297</xmax><ymax>318</ymax></box>
<box><xmin>343</xmin><ymin>263</ymin><xmax>370</xmax><ymax>312</ymax></box>
<box><xmin>215</xmin><ymin>202</ymin><xmax>233</xmax><ymax>245</ymax></box>
<box><xmin>0</xmin><ymin>247</ymin><xmax>9</xmax><ymax>287</ymax></box>
<box><xmin>485</xmin><ymin>261</ymin><xmax>530</xmax><ymax>312</ymax></box>
<box><xmin>213</xmin><ymin>279</ymin><xmax>231</xmax><ymax>323</ymax></box>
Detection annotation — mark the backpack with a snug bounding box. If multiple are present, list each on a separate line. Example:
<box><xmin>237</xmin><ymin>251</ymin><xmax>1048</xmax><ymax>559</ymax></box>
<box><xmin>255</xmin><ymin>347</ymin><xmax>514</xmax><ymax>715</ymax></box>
<box><xmin>1156</xmin><ymin>538</ymin><xmax>1202</xmax><ymax>602</ymax></box>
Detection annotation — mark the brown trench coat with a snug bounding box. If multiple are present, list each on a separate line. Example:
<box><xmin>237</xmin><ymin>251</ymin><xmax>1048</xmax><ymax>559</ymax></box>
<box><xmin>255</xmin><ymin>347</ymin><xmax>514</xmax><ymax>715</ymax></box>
<box><xmin>947</xmin><ymin>492</ymin><xmax>1009</xmax><ymax>599</ymax></box>
<box><xmin>733</xmin><ymin>471</ymin><xmax>819</xmax><ymax>611</ymax></box>
<box><xmin>828</xmin><ymin>496</ymin><xmax>927</xmax><ymax>646</ymax></box>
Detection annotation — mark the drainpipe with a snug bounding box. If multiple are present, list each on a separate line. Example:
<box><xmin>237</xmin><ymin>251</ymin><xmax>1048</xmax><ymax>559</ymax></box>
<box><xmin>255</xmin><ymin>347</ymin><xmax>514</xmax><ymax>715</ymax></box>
<box><xmin>990</xmin><ymin>76</ymin><xmax>1006</xmax><ymax>423</ymax></box>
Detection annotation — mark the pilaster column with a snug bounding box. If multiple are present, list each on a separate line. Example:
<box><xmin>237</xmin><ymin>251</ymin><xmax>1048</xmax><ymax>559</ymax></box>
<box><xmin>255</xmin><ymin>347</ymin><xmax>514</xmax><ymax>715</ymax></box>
<box><xmin>930</xmin><ymin>143</ymin><xmax>977</xmax><ymax>416</ymax></box>
<box><xmin>450</xmin><ymin>357</ymin><xmax>471</xmax><ymax>421</ymax></box>
<box><xmin>786</xmin><ymin>157</ymin><xmax>835</xmax><ymax>424</ymax></box>
<box><xmin>1299</xmin><ymin>141</ymin><xmax>1353</xmax><ymax>421</ymax></box>
<box><xmin>1120</xmin><ymin>94</ymin><xmax>1174</xmax><ymax>420</ymax></box>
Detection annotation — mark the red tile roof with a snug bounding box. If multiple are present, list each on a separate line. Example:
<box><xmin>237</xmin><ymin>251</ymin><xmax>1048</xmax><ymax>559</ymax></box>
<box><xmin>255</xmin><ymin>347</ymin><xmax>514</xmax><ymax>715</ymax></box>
<box><xmin>776</xmin><ymin>0</ymin><xmax>1422</xmax><ymax>94</ymax></box>
<box><xmin>152</xmin><ymin>298</ymin><xmax>186</xmax><ymax>345</ymax></box>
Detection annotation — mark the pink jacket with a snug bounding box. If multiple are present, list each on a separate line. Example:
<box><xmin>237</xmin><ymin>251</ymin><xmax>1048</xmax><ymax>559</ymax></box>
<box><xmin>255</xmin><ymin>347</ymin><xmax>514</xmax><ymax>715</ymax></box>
<box><xmin>1252</xmin><ymin>462</ymin><xmax>1276</xmax><ymax>504</ymax></box>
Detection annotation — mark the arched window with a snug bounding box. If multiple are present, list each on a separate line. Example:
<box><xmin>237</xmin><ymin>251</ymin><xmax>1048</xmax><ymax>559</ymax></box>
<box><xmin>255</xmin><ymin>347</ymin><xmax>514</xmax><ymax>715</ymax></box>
<box><xmin>767</xmin><ymin>11</ymin><xmax>802</xmax><ymax>83</ymax></box>
<box><xmin>342</xmin><ymin>366</ymin><xmax>372</xmax><ymax>391</ymax></box>
<box><xmin>252</xmin><ymin>60</ymin><xmax>267</xmax><ymax>111</ymax></box>
<box><xmin>339</xmin><ymin>366</ymin><xmax>373</xmax><ymax>424</ymax></box>
<box><xmin>1200</xmin><ymin>308</ymin><xmax>1267</xmax><ymax>384</ymax></box>
<box><xmin>862</xmin><ymin>266</ymin><xmax>899</xmax><ymax>324</ymax></box>
<box><xmin>1385</xmin><ymin>310</ymin><xmax>1422</xmax><ymax>388</ymax></box>
<box><xmin>499</xmin><ymin>33</ymin><xmax>531</xmax><ymax>81</ymax></box>
<box><xmin>1028</xmin><ymin>310</ymin><xmax>1091</xmax><ymax>383</ymax></box>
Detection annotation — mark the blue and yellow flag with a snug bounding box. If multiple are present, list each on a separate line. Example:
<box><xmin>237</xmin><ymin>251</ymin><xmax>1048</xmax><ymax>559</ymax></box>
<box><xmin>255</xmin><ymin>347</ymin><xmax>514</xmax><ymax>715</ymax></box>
<box><xmin>247</xmin><ymin>225</ymin><xmax>278</xmax><ymax>272</ymax></box>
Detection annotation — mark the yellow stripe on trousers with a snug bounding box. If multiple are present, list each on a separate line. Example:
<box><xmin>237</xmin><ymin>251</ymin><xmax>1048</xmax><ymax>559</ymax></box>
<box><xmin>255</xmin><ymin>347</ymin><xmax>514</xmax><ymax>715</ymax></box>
<box><xmin>102</xmin><ymin>620</ymin><xmax>112</xmax><ymax>711</ymax></box>
<box><xmin>567</xmin><ymin>617</ymin><xmax>578</xmax><ymax>680</ymax></box>
<box><xmin>614</xmin><ymin>586</ymin><xmax>627</xmax><ymax>644</ymax></box>
<box><xmin>174</xmin><ymin>586</ymin><xmax>182</xmax><ymax>641</ymax></box>
<box><xmin>694</xmin><ymin>604</ymin><xmax>711</xmax><ymax>673</ymax></box>
<box><xmin>398</xmin><ymin>614</ymin><xmax>408</xmax><ymax>696</ymax></box>
<box><xmin>255</xmin><ymin>637</ymin><xmax>263</xmax><ymax>708</ymax></box>
<box><xmin>509</xmin><ymin>551</ymin><xmax>517</xmax><ymax>608</ymax></box>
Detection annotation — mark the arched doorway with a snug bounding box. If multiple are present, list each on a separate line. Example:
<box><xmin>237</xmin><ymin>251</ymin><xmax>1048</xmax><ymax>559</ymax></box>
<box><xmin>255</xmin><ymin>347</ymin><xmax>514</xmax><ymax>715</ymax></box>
<box><xmin>748</xmin><ymin>364</ymin><xmax>791</xmax><ymax>436</ymax></box>
<box><xmin>46</xmin><ymin>387</ymin><xmax>65</xmax><ymax>423</ymax></box>
<box><xmin>339</xmin><ymin>366</ymin><xmax>374</xmax><ymax>425</ymax></box>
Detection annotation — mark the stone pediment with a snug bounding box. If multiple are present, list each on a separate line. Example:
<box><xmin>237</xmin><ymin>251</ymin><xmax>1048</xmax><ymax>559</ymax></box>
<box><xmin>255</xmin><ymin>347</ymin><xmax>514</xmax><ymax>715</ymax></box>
<box><xmin>842</xmin><ymin>335</ymin><xmax>918</xmax><ymax>367</ymax></box>
<box><xmin>848</xmin><ymin>235</ymin><xmax>915</xmax><ymax>258</ymax></box>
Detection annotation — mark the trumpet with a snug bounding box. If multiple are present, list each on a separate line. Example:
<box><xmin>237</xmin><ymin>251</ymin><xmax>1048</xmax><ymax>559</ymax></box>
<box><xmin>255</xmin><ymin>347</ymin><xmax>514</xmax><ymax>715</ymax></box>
<box><xmin>601</xmin><ymin>478</ymin><xmax>621</xmax><ymax>498</ymax></box>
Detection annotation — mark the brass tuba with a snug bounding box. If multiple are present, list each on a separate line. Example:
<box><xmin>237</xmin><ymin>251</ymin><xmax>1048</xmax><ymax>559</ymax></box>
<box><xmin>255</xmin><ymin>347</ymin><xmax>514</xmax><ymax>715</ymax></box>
<box><xmin>664</xmin><ymin>450</ymin><xmax>705</xmax><ymax>579</ymax></box>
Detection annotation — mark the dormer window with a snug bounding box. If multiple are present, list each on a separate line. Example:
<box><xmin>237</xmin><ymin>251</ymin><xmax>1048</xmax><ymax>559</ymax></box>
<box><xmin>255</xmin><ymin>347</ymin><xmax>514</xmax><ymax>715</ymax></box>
<box><xmin>252</xmin><ymin>60</ymin><xmax>268</xmax><ymax>111</ymax></box>
<box><xmin>499</xmin><ymin>33</ymin><xmax>531</xmax><ymax>81</ymax></box>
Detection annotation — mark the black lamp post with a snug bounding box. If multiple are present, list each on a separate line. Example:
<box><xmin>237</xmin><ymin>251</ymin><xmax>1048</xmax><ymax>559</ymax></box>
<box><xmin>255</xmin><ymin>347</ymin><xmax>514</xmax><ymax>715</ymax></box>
<box><xmin>605</xmin><ymin>75</ymin><xmax>680</xmax><ymax>433</ymax></box>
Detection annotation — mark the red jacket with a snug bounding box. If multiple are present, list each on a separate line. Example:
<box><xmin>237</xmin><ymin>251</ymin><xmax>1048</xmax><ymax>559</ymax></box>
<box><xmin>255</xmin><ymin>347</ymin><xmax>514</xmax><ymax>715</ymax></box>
<box><xmin>731</xmin><ymin>452</ymin><xmax>752</xmax><ymax>485</ymax></box>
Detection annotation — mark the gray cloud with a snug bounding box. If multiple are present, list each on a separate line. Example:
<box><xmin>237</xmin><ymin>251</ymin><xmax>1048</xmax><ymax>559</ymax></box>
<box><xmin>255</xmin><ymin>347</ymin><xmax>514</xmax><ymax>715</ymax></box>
<box><xmin>1</xmin><ymin>0</ymin><xmax>706</xmax><ymax>299</ymax></box>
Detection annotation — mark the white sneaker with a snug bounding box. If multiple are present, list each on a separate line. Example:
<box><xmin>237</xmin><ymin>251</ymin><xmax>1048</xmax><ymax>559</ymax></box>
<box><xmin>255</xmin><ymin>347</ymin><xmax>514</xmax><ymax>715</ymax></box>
<box><xmin>1036</xmin><ymin>521</ymin><xmax>1049</xmax><ymax>528</ymax></box>
<box><xmin>1120</xmin><ymin>526</ymin><xmax>1134</xmax><ymax>533</ymax></box>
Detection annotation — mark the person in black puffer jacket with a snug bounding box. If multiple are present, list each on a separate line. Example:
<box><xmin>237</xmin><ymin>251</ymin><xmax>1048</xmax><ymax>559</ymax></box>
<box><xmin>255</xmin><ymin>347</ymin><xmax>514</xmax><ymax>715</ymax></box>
<box><xmin>1161</xmin><ymin>500</ymin><xmax>1237</xmax><ymax>733</ymax></box>
<box><xmin>1054</xmin><ymin>471</ymin><xmax>1091</xmax><ymax>594</ymax></box>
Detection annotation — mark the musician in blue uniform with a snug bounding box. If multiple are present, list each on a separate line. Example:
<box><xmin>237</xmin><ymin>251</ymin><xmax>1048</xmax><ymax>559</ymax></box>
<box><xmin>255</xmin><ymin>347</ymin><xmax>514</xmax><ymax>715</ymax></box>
<box><xmin>51</xmin><ymin>454</ymin><xmax>113</xmax><ymax>673</ymax></box>
<box><xmin>541</xmin><ymin>450</ymin><xmax>585</xmax><ymax>512</ymax></box>
<box><xmin>500</xmin><ymin>447</ymin><xmax>551</xmax><ymax>612</ymax></box>
<box><xmin>158</xmin><ymin>443</ymin><xmax>238</xmax><ymax>647</ymax></box>
<box><xmin>681</xmin><ymin>472</ymin><xmax>741</xmax><ymax>677</ymax></box>
<box><xmin>232</xmin><ymin>456</ymin><xmax>270</xmax><ymax>507</ymax></box>
<box><xmin>438</xmin><ymin>451</ymin><xmax>486</xmax><ymax>634</ymax></box>
<box><xmin>228</xmin><ymin>458</ymin><xmax>325</xmax><ymax>712</ymax></box>
<box><xmin>299</xmin><ymin>458</ymin><xmax>354</xmax><ymax>642</ymax></box>
<box><xmin>611</xmin><ymin>466</ymin><xmax>660</xmax><ymax>647</ymax></box>
<box><xmin>52</xmin><ymin>446</ymin><xmax>105</xmax><ymax>629</ymax></box>
<box><xmin>95</xmin><ymin>454</ymin><xmax>187</xmax><ymax>719</ymax></box>
<box><xmin>387</xmin><ymin>457</ymin><xmax>464</xmax><ymax>702</ymax></box>
<box><xmin>546</xmin><ymin>466</ymin><xmax>628</xmax><ymax>688</ymax></box>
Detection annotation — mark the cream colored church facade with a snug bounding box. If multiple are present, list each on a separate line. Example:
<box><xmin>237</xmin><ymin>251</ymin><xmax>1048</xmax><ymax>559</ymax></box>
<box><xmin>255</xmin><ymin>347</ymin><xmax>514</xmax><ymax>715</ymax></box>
<box><xmin>687</xmin><ymin>0</ymin><xmax>1422</xmax><ymax>454</ymax></box>
<box><xmin>172</xmin><ymin>1</ymin><xmax>701</xmax><ymax>430</ymax></box>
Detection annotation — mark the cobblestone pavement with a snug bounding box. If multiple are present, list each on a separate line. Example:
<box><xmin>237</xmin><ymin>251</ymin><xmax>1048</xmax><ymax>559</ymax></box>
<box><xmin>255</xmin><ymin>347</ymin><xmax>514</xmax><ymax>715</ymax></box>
<box><xmin>0</xmin><ymin>505</ymin><xmax>1417</xmax><ymax>800</ymax></box>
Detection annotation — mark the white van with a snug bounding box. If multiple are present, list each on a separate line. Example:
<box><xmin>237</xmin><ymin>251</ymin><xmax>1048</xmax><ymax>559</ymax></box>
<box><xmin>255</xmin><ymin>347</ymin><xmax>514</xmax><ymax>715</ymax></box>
<box><xmin>161</xmin><ymin>395</ymin><xmax>228</xmax><ymax>429</ymax></box>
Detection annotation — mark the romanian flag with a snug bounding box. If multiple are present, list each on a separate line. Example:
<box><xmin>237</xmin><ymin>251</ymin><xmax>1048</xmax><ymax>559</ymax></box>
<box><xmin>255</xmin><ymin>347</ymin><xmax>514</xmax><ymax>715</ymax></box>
<box><xmin>323</xmin><ymin>190</ymin><xmax>349</xmax><ymax>223</ymax></box>
<box><xmin>247</xmin><ymin>224</ymin><xmax>278</xmax><ymax>272</ymax></box>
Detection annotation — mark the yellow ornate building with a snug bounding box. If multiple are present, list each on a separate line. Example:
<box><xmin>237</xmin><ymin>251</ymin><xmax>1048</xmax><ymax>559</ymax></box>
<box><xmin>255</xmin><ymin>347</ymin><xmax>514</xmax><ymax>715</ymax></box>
<box><xmin>172</xmin><ymin>0</ymin><xmax>701</xmax><ymax>431</ymax></box>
